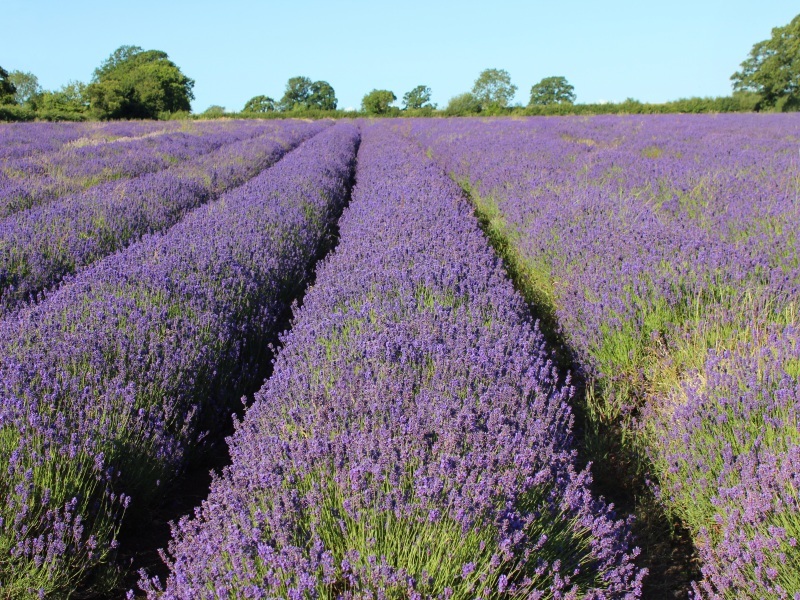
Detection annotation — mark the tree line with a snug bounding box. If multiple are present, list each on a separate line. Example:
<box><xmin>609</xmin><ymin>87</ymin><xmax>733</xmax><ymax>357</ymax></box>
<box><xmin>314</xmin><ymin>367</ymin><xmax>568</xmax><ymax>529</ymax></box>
<box><xmin>2</xmin><ymin>14</ymin><xmax>798</xmax><ymax>122</ymax></box>
<box><xmin>0</xmin><ymin>45</ymin><xmax>193</xmax><ymax>122</ymax></box>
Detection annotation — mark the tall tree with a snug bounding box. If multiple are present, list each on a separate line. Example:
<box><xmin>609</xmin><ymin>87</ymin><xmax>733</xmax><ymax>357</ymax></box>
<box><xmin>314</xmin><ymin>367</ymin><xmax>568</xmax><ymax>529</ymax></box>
<box><xmin>279</xmin><ymin>76</ymin><xmax>313</xmax><ymax>111</ymax></box>
<box><xmin>9</xmin><ymin>71</ymin><xmax>41</xmax><ymax>106</ymax></box>
<box><xmin>243</xmin><ymin>95</ymin><xmax>276</xmax><ymax>113</ymax></box>
<box><xmin>471</xmin><ymin>68</ymin><xmax>517</xmax><ymax>109</ymax></box>
<box><xmin>361</xmin><ymin>89</ymin><xmax>396</xmax><ymax>115</ymax></box>
<box><xmin>529</xmin><ymin>76</ymin><xmax>576</xmax><ymax>106</ymax></box>
<box><xmin>86</xmin><ymin>45</ymin><xmax>195</xmax><ymax>119</ymax></box>
<box><xmin>402</xmin><ymin>85</ymin><xmax>435</xmax><ymax>110</ymax></box>
<box><xmin>279</xmin><ymin>77</ymin><xmax>337</xmax><ymax>111</ymax></box>
<box><xmin>0</xmin><ymin>67</ymin><xmax>16</xmax><ymax>105</ymax></box>
<box><xmin>732</xmin><ymin>14</ymin><xmax>800</xmax><ymax>110</ymax></box>
<box><xmin>308</xmin><ymin>80</ymin><xmax>337</xmax><ymax>111</ymax></box>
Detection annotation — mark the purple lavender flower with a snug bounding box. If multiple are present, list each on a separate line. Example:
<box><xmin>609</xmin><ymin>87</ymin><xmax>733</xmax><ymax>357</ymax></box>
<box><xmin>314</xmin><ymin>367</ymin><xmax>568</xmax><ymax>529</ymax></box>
<box><xmin>0</xmin><ymin>122</ymin><xmax>359</xmax><ymax>596</ymax></box>
<box><xmin>0</xmin><ymin>120</ymin><xmax>273</xmax><ymax>218</ymax></box>
<box><xmin>0</xmin><ymin>119</ymin><xmax>330</xmax><ymax>312</ymax></box>
<box><xmin>401</xmin><ymin>113</ymin><xmax>800</xmax><ymax>596</ymax></box>
<box><xmin>145</xmin><ymin>122</ymin><xmax>644</xmax><ymax>598</ymax></box>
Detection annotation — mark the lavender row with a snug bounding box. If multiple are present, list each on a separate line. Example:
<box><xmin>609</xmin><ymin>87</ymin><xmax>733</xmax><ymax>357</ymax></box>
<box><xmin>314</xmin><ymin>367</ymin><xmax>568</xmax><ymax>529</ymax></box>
<box><xmin>0</xmin><ymin>120</ymin><xmax>179</xmax><ymax>160</ymax></box>
<box><xmin>404</xmin><ymin>114</ymin><xmax>800</xmax><ymax>596</ymax></box>
<box><xmin>405</xmin><ymin>114</ymin><xmax>800</xmax><ymax>385</ymax></box>
<box><xmin>0</xmin><ymin>121</ymin><xmax>98</xmax><ymax>159</ymax></box>
<box><xmin>0</xmin><ymin>120</ymin><xmax>282</xmax><ymax>218</ymax></box>
<box><xmin>0</xmin><ymin>122</ymin><xmax>359</xmax><ymax>597</ymax></box>
<box><xmin>0</xmin><ymin>119</ymin><xmax>330</xmax><ymax>312</ymax></box>
<box><xmin>144</xmin><ymin>122</ymin><xmax>645</xmax><ymax>599</ymax></box>
<box><xmin>646</xmin><ymin>325</ymin><xmax>800</xmax><ymax>597</ymax></box>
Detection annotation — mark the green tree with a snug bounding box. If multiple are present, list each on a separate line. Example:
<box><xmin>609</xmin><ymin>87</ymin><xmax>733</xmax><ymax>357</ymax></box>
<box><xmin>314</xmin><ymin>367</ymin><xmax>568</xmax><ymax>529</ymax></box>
<box><xmin>0</xmin><ymin>67</ymin><xmax>16</xmax><ymax>105</ymax></box>
<box><xmin>8</xmin><ymin>71</ymin><xmax>41</xmax><ymax>106</ymax></box>
<box><xmin>402</xmin><ymin>85</ymin><xmax>435</xmax><ymax>110</ymax></box>
<box><xmin>203</xmin><ymin>105</ymin><xmax>225</xmax><ymax>116</ymax></box>
<box><xmin>309</xmin><ymin>80</ymin><xmax>337</xmax><ymax>110</ymax></box>
<box><xmin>732</xmin><ymin>14</ymin><xmax>800</xmax><ymax>110</ymax></box>
<box><xmin>243</xmin><ymin>95</ymin><xmax>276</xmax><ymax>113</ymax></box>
<box><xmin>361</xmin><ymin>89</ymin><xmax>396</xmax><ymax>115</ymax></box>
<box><xmin>37</xmin><ymin>81</ymin><xmax>89</xmax><ymax>114</ymax></box>
<box><xmin>471</xmin><ymin>68</ymin><xmax>517</xmax><ymax>109</ymax></box>
<box><xmin>86</xmin><ymin>45</ymin><xmax>195</xmax><ymax>119</ymax></box>
<box><xmin>279</xmin><ymin>76</ymin><xmax>313</xmax><ymax>111</ymax></box>
<box><xmin>444</xmin><ymin>92</ymin><xmax>481</xmax><ymax>116</ymax></box>
<box><xmin>279</xmin><ymin>77</ymin><xmax>337</xmax><ymax>111</ymax></box>
<box><xmin>529</xmin><ymin>76</ymin><xmax>576</xmax><ymax>106</ymax></box>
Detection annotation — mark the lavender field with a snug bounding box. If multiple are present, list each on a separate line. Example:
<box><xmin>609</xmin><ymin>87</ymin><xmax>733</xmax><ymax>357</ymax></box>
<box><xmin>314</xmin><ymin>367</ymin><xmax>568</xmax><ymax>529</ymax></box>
<box><xmin>0</xmin><ymin>115</ymin><xmax>798</xmax><ymax>599</ymax></box>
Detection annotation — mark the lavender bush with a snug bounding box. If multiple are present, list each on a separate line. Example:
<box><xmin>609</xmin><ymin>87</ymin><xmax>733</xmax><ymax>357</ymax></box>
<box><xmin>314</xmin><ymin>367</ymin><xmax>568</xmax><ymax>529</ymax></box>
<box><xmin>143</xmin><ymin>123</ymin><xmax>644</xmax><ymax>599</ymax></box>
<box><xmin>0</xmin><ymin>122</ymin><xmax>358</xmax><ymax>597</ymax></box>
<box><xmin>0</xmin><ymin>119</ymin><xmax>329</xmax><ymax>312</ymax></box>
<box><xmin>403</xmin><ymin>114</ymin><xmax>800</xmax><ymax>596</ymax></box>
<box><xmin>647</xmin><ymin>325</ymin><xmax>800</xmax><ymax>598</ymax></box>
<box><xmin>0</xmin><ymin>120</ymin><xmax>276</xmax><ymax>218</ymax></box>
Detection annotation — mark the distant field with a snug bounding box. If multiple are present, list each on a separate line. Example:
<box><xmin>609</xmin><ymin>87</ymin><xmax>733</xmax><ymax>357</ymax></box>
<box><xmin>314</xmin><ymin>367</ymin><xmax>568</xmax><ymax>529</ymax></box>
<box><xmin>0</xmin><ymin>114</ymin><xmax>798</xmax><ymax>598</ymax></box>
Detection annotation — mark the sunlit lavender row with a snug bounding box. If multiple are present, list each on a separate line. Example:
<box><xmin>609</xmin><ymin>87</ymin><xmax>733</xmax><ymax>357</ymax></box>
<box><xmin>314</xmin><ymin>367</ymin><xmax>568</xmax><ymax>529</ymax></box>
<box><xmin>0</xmin><ymin>122</ymin><xmax>358</xmax><ymax>597</ymax></box>
<box><xmin>0</xmin><ymin>120</ymin><xmax>281</xmax><ymax>218</ymax></box>
<box><xmin>0</xmin><ymin>119</ymin><xmax>329</xmax><ymax>312</ymax></box>
<box><xmin>404</xmin><ymin>114</ymin><xmax>800</xmax><ymax>597</ymax></box>
<box><xmin>142</xmin><ymin>123</ymin><xmax>644</xmax><ymax>599</ymax></box>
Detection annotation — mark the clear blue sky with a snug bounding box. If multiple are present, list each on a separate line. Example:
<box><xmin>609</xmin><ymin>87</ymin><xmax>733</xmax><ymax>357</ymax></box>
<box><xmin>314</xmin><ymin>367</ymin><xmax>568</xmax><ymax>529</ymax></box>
<box><xmin>3</xmin><ymin>0</ymin><xmax>798</xmax><ymax>112</ymax></box>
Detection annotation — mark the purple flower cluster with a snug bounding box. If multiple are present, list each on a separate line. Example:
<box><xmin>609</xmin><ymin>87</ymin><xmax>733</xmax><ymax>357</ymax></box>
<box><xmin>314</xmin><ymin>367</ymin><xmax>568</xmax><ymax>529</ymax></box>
<box><xmin>0</xmin><ymin>120</ymin><xmax>176</xmax><ymax>161</ymax></box>
<box><xmin>649</xmin><ymin>326</ymin><xmax>800</xmax><ymax>598</ymax></box>
<box><xmin>0</xmin><ymin>122</ymin><xmax>359</xmax><ymax>597</ymax></box>
<box><xmin>145</xmin><ymin>122</ymin><xmax>644</xmax><ymax>598</ymax></box>
<box><xmin>0</xmin><ymin>119</ymin><xmax>330</xmax><ymax>312</ymax></box>
<box><xmin>401</xmin><ymin>114</ymin><xmax>800</xmax><ymax>595</ymax></box>
<box><xmin>404</xmin><ymin>115</ymin><xmax>800</xmax><ymax>393</ymax></box>
<box><xmin>0</xmin><ymin>121</ymin><xmax>279</xmax><ymax>218</ymax></box>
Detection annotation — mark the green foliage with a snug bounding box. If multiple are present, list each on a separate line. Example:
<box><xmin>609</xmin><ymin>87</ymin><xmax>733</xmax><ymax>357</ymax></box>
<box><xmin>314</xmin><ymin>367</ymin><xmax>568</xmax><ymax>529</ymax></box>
<box><xmin>202</xmin><ymin>105</ymin><xmax>225</xmax><ymax>117</ymax></box>
<box><xmin>529</xmin><ymin>76</ymin><xmax>576</xmax><ymax>106</ymax></box>
<box><xmin>279</xmin><ymin>76</ymin><xmax>313</xmax><ymax>111</ymax></box>
<box><xmin>402</xmin><ymin>106</ymin><xmax>437</xmax><ymax>117</ymax></box>
<box><xmin>209</xmin><ymin>108</ymin><xmax>359</xmax><ymax>121</ymax></box>
<box><xmin>0</xmin><ymin>68</ymin><xmax>93</xmax><ymax>121</ymax></box>
<box><xmin>471</xmin><ymin>68</ymin><xmax>517</xmax><ymax>109</ymax></box>
<box><xmin>278</xmin><ymin>76</ymin><xmax>337</xmax><ymax>112</ymax></box>
<box><xmin>361</xmin><ymin>89</ymin><xmax>396</xmax><ymax>115</ymax></box>
<box><xmin>162</xmin><ymin>110</ymin><xmax>192</xmax><ymax>120</ymax></box>
<box><xmin>36</xmin><ymin>81</ymin><xmax>90</xmax><ymax>116</ymax></box>
<box><xmin>775</xmin><ymin>93</ymin><xmax>800</xmax><ymax>112</ymax></box>
<box><xmin>444</xmin><ymin>92</ymin><xmax>482</xmax><ymax>116</ymax></box>
<box><xmin>0</xmin><ymin>104</ymin><xmax>35</xmax><ymax>122</ymax></box>
<box><xmin>0</xmin><ymin>66</ymin><xmax>16</xmax><ymax>105</ymax></box>
<box><xmin>518</xmin><ymin>94</ymin><xmax>758</xmax><ymax>116</ymax></box>
<box><xmin>732</xmin><ymin>14</ymin><xmax>800</xmax><ymax>110</ymax></box>
<box><xmin>402</xmin><ymin>84</ymin><xmax>435</xmax><ymax>110</ymax></box>
<box><xmin>242</xmin><ymin>95</ymin><xmax>276</xmax><ymax>113</ymax></box>
<box><xmin>8</xmin><ymin>70</ymin><xmax>41</xmax><ymax>107</ymax></box>
<box><xmin>86</xmin><ymin>45</ymin><xmax>195</xmax><ymax>120</ymax></box>
<box><xmin>308</xmin><ymin>80</ymin><xmax>337</xmax><ymax>110</ymax></box>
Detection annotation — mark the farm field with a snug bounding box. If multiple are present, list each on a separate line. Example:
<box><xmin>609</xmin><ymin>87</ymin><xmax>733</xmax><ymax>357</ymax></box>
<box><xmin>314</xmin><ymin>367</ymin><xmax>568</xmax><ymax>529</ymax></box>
<box><xmin>0</xmin><ymin>121</ymin><xmax>267</xmax><ymax>219</ymax></box>
<box><xmin>401</xmin><ymin>113</ymin><xmax>800</xmax><ymax>598</ymax></box>
<box><xmin>0</xmin><ymin>114</ymin><xmax>798</xmax><ymax>598</ymax></box>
